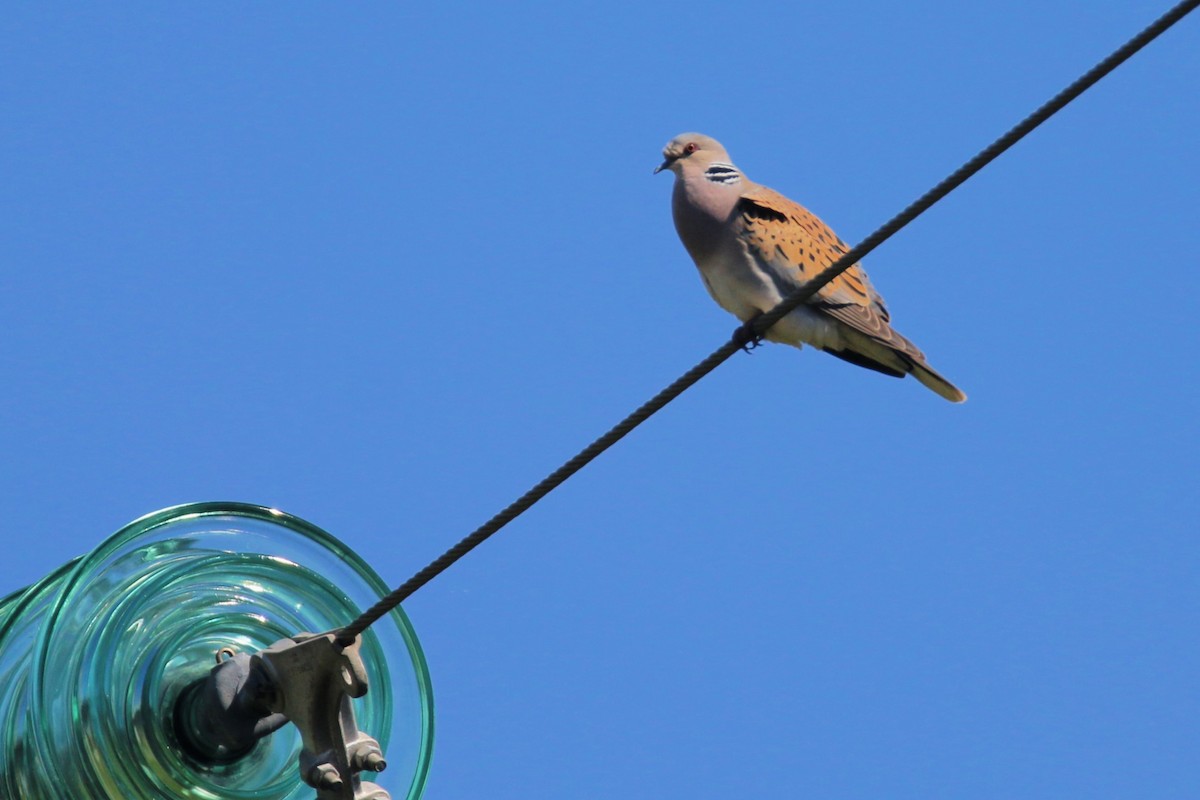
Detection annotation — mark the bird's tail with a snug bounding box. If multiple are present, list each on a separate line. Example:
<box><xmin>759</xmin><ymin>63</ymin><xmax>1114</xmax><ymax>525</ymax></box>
<box><xmin>832</xmin><ymin>327</ymin><xmax>967</xmax><ymax>403</ymax></box>
<box><xmin>909</xmin><ymin>361</ymin><xmax>967</xmax><ymax>403</ymax></box>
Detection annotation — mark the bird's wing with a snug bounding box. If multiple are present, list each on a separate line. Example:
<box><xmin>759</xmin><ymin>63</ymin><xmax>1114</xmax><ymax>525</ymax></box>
<box><xmin>736</xmin><ymin>184</ymin><xmax>931</xmax><ymax>364</ymax></box>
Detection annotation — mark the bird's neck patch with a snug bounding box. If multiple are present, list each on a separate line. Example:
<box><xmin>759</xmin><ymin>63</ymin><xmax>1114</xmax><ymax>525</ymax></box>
<box><xmin>704</xmin><ymin>162</ymin><xmax>742</xmax><ymax>185</ymax></box>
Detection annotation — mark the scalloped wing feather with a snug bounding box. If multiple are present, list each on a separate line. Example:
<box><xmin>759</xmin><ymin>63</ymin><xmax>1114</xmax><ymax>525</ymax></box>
<box><xmin>736</xmin><ymin>185</ymin><xmax>965</xmax><ymax>401</ymax></box>
<box><xmin>736</xmin><ymin>185</ymin><xmax>934</xmax><ymax>363</ymax></box>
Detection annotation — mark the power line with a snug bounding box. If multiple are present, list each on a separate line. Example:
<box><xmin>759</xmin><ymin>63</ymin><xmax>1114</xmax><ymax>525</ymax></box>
<box><xmin>335</xmin><ymin>0</ymin><xmax>1199</xmax><ymax>647</ymax></box>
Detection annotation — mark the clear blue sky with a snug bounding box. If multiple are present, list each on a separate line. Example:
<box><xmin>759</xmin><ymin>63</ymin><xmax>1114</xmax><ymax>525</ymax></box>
<box><xmin>2</xmin><ymin>3</ymin><xmax>1198</xmax><ymax>798</ymax></box>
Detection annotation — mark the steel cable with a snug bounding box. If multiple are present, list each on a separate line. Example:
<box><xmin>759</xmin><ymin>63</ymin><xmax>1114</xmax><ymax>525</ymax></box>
<box><xmin>336</xmin><ymin>0</ymin><xmax>1199</xmax><ymax>646</ymax></box>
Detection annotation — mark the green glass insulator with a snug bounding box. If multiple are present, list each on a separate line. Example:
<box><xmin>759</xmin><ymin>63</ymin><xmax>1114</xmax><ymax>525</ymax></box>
<box><xmin>0</xmin><ymin>502</ymin><xmax>433</xmax><ymax>800</ymax></box>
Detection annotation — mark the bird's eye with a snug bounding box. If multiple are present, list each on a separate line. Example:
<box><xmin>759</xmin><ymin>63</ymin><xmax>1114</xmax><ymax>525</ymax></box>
<box><xmin>684</xmin><ymin>142</ymin><xmax>698</xmax><ymax>154</ymax></box>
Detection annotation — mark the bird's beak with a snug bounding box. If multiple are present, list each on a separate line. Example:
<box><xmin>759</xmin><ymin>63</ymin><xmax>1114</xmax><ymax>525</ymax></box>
<box><xmin>653</xmin><ymin>158</ymin><xmax>671</xmax><ymax>175</ymax></box>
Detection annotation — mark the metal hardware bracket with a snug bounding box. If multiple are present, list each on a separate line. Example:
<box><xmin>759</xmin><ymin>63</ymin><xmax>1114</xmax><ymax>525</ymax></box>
<box><xmin>176</xmin><ymin>632</ymin><xmax>389</xmax><ymax>800</ymax></box>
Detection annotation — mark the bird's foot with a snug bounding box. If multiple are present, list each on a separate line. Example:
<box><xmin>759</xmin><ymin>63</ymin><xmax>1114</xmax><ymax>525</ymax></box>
<box><xmin>733</xmin><ymin>315</ymin><xmax>766</xmax><ymax>354</ymax></box>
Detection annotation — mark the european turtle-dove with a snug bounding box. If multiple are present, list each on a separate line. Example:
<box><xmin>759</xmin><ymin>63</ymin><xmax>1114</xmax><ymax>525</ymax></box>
<box><xmin>657</xmin><ymin>133</ymin><xmax>965</xmax><ymax>403</ymax></box>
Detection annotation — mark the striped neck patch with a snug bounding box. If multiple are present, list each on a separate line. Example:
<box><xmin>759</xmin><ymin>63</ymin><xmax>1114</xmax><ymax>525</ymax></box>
<box><xmin>704</xmin><ymin>162</ymin><xmax>742</xmax><ymax>185</ymax></box>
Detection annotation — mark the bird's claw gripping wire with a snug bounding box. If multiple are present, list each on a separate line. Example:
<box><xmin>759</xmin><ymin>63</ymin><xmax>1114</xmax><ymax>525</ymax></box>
<box><xmin>732</xmin><ymin>315</ymin><xmax>766</xmax><ymax>353</ymax></box>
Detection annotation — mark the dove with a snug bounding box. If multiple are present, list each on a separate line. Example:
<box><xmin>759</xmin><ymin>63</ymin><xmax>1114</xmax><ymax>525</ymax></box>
<box><xmin>656</xmin><ymin>133</ymin><xmax>965</xmax><ymax>403</ymax></box>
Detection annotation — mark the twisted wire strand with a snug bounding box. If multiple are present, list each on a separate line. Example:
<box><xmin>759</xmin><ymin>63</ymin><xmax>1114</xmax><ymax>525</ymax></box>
<box><xmin>336</xmin><ymin>0</ymin><xmax>1199</xmax><ymax>646</ymax></box>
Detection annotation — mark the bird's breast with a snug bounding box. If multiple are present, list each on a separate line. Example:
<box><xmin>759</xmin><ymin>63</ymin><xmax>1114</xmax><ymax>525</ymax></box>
<box><xmin>696</xmin><ymin>244</ymin><xmax>843</xmax><ymax>350</ymax></box>
<box><xmin>671</xmin><ymin>181</ymin><xmax>731</xmax><ymax>263</ymax></box>
<box><xmin>693</xmin><ymin>243</ymin><xmax>783</xmax><ymax>321</ymax></box>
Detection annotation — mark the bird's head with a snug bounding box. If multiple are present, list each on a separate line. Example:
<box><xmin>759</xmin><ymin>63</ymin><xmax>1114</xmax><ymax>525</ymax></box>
<box><xmin>654</xmin><ymin>133</ymin><xmax>730</xmax><ymax>175</ymax></box>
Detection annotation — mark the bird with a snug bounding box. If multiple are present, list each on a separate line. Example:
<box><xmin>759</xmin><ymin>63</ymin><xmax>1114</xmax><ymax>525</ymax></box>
<box><xmin>656</xmin><ymin>133</ymin><xmax>966</xmax><ymax>403</ymax></box>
